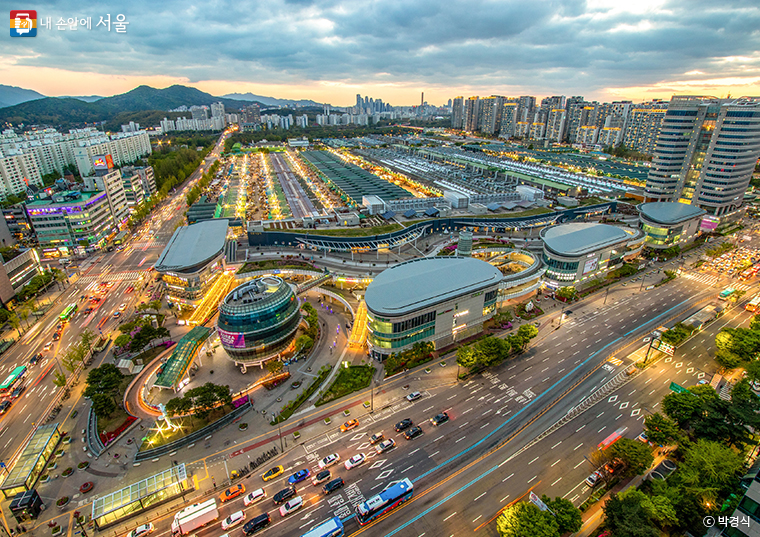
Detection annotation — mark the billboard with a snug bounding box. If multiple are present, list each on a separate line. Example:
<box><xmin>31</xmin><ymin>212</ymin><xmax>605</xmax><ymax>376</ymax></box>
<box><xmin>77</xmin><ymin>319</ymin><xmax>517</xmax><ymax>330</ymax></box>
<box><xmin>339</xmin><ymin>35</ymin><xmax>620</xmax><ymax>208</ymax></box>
<box><xmin>105</xmin><ymin>154</ymin><xmax>114</xmax><ymax>169</ymax></box>
<box><xmin>582</xmin><ymin>257</ymin><xmax>598</xmax><ymax>275</ymax></box>
<box><xmin>218</xmin><ymin>328</ymin><xmax>246</xmax><ymax>349</ymax></box>
<box><xmin>701</xmin><ymin>215</ymin><xmax>720</xmax><ymax>232</ymax></box>
<box><xmin>92</xmin><ymin>155</ymin><xmax>108</xmax><ymax>170</ymax></box>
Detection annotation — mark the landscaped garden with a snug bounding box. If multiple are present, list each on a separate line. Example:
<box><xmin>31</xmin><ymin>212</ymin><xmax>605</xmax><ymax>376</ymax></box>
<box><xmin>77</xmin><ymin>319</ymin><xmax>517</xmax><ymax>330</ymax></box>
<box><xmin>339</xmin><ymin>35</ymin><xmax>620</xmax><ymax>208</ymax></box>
<box><xmin>317</xmin><ymin>365</ymin><xmax>375</xmax><ymax>406</ymax></box>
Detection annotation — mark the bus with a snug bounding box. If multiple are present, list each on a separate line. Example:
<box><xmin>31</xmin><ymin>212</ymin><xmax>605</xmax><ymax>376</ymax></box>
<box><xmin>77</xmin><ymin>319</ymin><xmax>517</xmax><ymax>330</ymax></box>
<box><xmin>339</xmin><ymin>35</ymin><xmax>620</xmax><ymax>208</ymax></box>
<box><xmin>59</xmin><ymin>303</ymin><xmax>78</xmax><ymax>322</ymax></box>
<box><xmin>300</xmin><ymin>517</ymin><xmax>344</xmax><ymax>537</ymax></box>
<box><xmin>356</xmin><ymin>478</ymin><xmax>413</xmax><ymax>526</ymax></box>
<box><xmin>0</xmin><ymin>366</ymin><xmax>27</xmax><ymax>396</ymax></box>
<box><xmin>746</xmin><ymin>295</ymin><xmax>760</xmax><ymax>312</ymax></box>
<box><xmin>114</xmin><ymin>230</ymin><xmax>129</xmax><ymax>246</ymax></box>
<box><xmin>719</xmin><ymin>288</ymin><xmax>736</xmax><ymax>300</ymax></box>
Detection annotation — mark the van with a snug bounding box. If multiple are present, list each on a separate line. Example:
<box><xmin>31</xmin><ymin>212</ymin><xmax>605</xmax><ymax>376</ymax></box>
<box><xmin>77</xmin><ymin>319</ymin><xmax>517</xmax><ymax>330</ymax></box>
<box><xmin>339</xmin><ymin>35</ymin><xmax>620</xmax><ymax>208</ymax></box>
<box><xmin>242</xmin><ymin>514</ymin><xmax>270</xmax><ymax>535</ymax></box>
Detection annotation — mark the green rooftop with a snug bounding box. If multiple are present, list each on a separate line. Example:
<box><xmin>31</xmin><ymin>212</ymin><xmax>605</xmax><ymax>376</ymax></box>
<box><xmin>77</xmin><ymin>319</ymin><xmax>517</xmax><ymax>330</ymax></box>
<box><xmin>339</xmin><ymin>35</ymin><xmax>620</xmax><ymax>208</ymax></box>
<box><xmin>154</xmin><ymin>326</ymin><xmax>211</xmax><ymax>389</ymax></box>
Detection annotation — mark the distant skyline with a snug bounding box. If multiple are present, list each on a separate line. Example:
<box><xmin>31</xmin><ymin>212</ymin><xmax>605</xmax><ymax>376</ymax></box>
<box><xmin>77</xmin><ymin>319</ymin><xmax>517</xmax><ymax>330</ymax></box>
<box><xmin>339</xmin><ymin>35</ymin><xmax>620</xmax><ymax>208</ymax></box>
<box><xmin>3</xmin><ymin>0</ymin><xmax>760</xmax><ymax>107</ymax></box>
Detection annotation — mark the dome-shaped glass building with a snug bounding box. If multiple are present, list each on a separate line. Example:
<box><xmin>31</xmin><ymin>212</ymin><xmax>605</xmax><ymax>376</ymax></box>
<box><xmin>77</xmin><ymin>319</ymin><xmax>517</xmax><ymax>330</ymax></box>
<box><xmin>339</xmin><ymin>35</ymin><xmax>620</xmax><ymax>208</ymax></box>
<box><xmin>217</xmin><ymin>276</ymin><xmax>301</xmax><ymax>363</ymax></box>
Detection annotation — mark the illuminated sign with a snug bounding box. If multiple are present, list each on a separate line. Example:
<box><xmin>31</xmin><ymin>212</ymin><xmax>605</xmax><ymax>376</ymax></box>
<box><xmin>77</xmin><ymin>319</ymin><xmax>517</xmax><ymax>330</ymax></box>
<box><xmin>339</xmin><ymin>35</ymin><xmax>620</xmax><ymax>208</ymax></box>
<box><xmin>582</xmin><ymin>257</ymin><xmax>598</xmax><ymax>275</ymax></box>
<box><xmin>92</xmin><ymin>156</ymin><xmax>108</xmax><ymax>170</ymax></box>
<box><xmin>453</xmin><ymin>310</ymin><xmax>469</xmax><ymax>318</ymax></box>
<box><xmin>218</xmin><ymin>328</ymin><xmax>246</xmax><ymax>348</ymax></box>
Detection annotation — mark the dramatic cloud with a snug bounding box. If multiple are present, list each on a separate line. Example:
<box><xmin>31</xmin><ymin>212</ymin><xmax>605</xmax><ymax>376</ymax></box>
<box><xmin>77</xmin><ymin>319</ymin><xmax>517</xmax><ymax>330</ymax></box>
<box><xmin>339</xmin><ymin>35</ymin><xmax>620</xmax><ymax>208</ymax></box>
<box><xmin>3</xmin><ymin>0</ymin><xmax>760</xmax><ymax>104</ymax></box>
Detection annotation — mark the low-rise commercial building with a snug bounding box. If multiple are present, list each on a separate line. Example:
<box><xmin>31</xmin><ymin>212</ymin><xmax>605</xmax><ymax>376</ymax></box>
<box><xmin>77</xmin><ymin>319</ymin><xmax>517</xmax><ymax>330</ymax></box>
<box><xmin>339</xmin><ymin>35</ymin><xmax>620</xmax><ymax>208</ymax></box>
<box><xmin>638</xmin><ymin>201</ymin><xmax>705</xmax><ymax>250</ymax></box>
<box><xmin>365</xmin><ymin>257</ymin><xmax>502</xmax><ymax>360</ymax></box>
<box><xmin>540</xmin><ymin>222</ymin><xmax>645</xmax><ymax>289</ymax></box>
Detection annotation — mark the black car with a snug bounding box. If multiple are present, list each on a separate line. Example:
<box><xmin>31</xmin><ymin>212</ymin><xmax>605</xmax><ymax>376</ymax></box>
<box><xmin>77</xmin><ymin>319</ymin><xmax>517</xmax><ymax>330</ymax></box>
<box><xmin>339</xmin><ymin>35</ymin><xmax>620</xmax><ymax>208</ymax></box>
<box><xmin>28</xmin><ymin>353</ymin><xmax>42</xmax><ymax>366</ymax></box>
<box><xmin>322</xmin><ymin>477</ymin><xmax>345</xmax><ymax>495</ymax></box>
<box><xmin>395</xmin><ymin>418</ymin><xmax>413</xmax><ymax>432</ymax></box>
<box><xmin>404</xmin><ymin>426</ymin><xmax>423</xmax><ymax>440</ymax></box>
<box><xmin>273</xmin><ymin>486</ymin><xmax>296</xmax><ymax>505</ymax></box>
<box><xmin>242</xmin><ymin>513</ymin><xmax>271</xmax><ymax>535</ymax></box>
<box><xmin>430</xmin><ymin>412</ymin><xmax>449</xmax><ymax>426</ymax></box>
<box><xmin>11</xmin><ymin>386</ymin><xmax>25</xmax><ymax>399</ymax></box>
<box><xmin>0</xmin><ymin>401</ymin><xmax>11</xmax><ymax>414</ymax></box>
<box><xmin>52</xmin><ymin>332</ymin><xmax>60</xmax><ymax>341</ymax></box>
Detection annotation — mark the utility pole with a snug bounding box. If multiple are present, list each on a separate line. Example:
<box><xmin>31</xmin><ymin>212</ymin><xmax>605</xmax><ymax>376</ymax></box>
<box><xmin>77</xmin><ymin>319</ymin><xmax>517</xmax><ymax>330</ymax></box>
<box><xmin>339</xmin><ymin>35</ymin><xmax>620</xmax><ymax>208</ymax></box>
<box><xmin>603</xmin><ymin>285</ymin><xmax>610</xmax><ymax>305</ymax></box>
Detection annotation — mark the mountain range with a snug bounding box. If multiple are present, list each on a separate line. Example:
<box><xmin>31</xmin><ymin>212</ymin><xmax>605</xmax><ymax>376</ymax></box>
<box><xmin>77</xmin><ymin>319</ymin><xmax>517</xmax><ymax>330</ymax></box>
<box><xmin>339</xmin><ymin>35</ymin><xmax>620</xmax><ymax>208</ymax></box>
<box><xmin>0</xmin><ymin>85</ymin><xmax>264</xmax><ymax>129</ymax></box>
<box><xmin>0</xmin><ymin>85</ymin><xmax>46</xmax><ymax>109</ymax></box>
<box><xmin>222</xmin><ymin>92</ymin><xmax>324</xmax><ymax>108</ymax></box>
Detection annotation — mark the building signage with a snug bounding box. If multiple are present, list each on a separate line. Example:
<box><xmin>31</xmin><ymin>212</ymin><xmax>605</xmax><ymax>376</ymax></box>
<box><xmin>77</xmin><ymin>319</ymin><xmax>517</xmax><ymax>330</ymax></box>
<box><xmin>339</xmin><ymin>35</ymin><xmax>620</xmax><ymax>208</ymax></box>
<box><xmin>218</xmin><ymin>328</ymin><xmax>245</xmax><ymax>348</ymax></box>
<box><xmin>700</xmin><ymin>215</ymin><xmax>720</xmax><ymax>232</ymax></box>
<box><xmin>582</xmin><ymin>257</ymin><xmax>598</xmax><ymax>275</ymax></box>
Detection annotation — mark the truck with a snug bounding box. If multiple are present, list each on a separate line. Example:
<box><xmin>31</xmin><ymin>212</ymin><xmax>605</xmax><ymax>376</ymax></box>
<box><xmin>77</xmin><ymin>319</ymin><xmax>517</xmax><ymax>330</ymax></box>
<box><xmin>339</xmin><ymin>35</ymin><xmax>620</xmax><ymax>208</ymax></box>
<box><xmin>171</xmin><ymin>499</ymin><xmax>219</xmax><ymax>535</ymax></box>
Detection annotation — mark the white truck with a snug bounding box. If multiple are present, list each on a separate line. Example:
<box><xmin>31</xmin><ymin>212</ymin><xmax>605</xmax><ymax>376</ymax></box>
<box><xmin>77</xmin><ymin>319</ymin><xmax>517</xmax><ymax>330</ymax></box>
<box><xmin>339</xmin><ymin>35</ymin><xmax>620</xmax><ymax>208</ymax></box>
<box><xmin>171</xmin><ymin>499</ymin><xmax>219</xmax><ymax>535</ymax></box>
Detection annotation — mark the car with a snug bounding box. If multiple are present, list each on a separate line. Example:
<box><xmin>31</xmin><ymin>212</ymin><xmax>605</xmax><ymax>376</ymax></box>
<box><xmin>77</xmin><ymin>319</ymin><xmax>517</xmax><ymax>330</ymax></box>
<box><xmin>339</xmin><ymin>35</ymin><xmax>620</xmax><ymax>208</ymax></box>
<box><xmin>340</xmin><ymin>419</ymin><xmax>359</xmax><ymax>432</ymax></box>
<box><xmin>344</xmin><ymin>453</ymin><xmax>366</xmax><ymax>470</ymax></box>
<box><xmin>272</xmin><ymin>486</ymin><xmax>296</xmax><ymax>505</ymax></box>
<box><xmin>29</xmin><ymin>353</ymin><xmax>42</xmax><ymax>365</ymax></box>
<box><xmin>119</xmin><ymin>303</ymin><xmax>127</xmax><ymax>311</ymax></box>
<box><xmin>318</xmin><ymin>453</ymin><xmax>340</xmax><ymax>469</ymax></box>
<box><xmin>585</xmin><ymin>471</ymin><xmax>602</xmax><ymax>488</ymax></box>
<box><xmin>219</xmin><ymin>484</ymin><xmax>245</xmax><ymax>502</ymax></box>
<box><xmin>312</xmin><ymin>470</ymin><xmax>331</xmax><ymax>486</ymax></box>
<box><xmin>395</xmin><ymin>418</ymin><xmax>413</xmax><ymax>432</ymax></box>
<box><xmin>430</xmin><ymin>412</ymin><xmax>449</xmax><ymax>426</ymax></box>
<box><xmin>11</xmin><ymin>386</ymin><xmax>25</xmax><ymax>399</ymax></box>
<box><xmin>44</xmin><ymin>342</ymin><xmax>53</xmax><ymax>351</ymax></box>
<box><xmin>221</xmin><ymin>510</ymin><xmax>245</xmax><ymax>530</ymax></box>
<box><xmin>369</xmin><ymin>432</ymin><xmax>385</xmax><ymax>445</ymax></box>
<box><xmin>243</xmin><ymin>488</ymin><xmax>266</xmax><ymax>506</ymax></box>
<box><xmin>279</xmin><ymin>496</ymin><xmax>303</xmax><ymax>517</ymax></box>
<box><xmin>126</xmin><ymin>524</ymin><xmax>154</xmax><ymax>537</ymax></box>
<box><xmin>375</xmin><ymin>439</ymin><xmax>396</xmax><ymax>454</ymax></box>
<box><xmin>0</xmin><ymin>401</ymin><xmax>12</xmax><ymax>414</ymax></box>
<box><xmin>113</xmin><ymin>311</ymin><xmax>121</xmax><ymax>318</ymax></box>
<box><xmin>404</xmin><ymin>426</ymin><xmax>423</xmax><ymax>440</ymax></box>
<box><xmin>322</xmin><ymin>477</ymin><xmax>345</xmax><ymax>495</ymax></box>
<box><xmin>242</xmin><ymin>514</ymin><xmax>270</xmax><ymax>535</ymax></box>
<box><xmin>406</xmin><ymin>391</ymin><xmax>422</xmax><ymax>402</ymax></box>
<box><xmin>52</xmin><ymin>332</ymin><xmax>61</xmax><ymax>341</ymax></box>
<box><xmin>288</xmin><ymin>469</ymin><xmax>311</xmax><ymax>485</ymax></box>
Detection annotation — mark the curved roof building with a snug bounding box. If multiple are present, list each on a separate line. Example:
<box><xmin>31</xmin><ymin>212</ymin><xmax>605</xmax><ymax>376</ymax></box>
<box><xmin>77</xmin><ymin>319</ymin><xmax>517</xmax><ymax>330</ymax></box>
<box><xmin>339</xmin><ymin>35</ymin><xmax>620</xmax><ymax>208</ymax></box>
<box><xmin>639</xmin><ymin>202</ymin><xmax>705</xmax><ymax>250</ymax></box>
<box><xmin>217</xmin><ymin>276</ymin><xmax>301</xmax><ymax>363</ymax></box>
<box><xmin>365</xmin><ymin>257</ymin><xmax>502</xmax><ymax>359</ymax></box>
<box><xmin>540</xmin><ymin>222</ymin><xmax>644</xmax><ymax>289</ymax></box>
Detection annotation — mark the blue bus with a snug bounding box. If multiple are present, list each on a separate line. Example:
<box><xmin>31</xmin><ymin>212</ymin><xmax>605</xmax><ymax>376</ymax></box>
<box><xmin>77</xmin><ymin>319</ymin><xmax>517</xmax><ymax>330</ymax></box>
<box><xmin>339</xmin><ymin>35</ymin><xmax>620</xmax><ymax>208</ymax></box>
<box><xmin>300</xmin><ymin>517</ymin><xmax>343</xmax><ymax>537</ymax></box>
<box><xmin>356</xmin><ymin>478</ymin><xmax>413</xmax><ymax>526</ymax></box>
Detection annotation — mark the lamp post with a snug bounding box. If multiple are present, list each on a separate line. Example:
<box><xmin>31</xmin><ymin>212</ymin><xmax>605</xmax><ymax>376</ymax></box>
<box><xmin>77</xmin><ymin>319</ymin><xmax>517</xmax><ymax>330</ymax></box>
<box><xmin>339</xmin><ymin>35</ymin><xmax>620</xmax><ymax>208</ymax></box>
<box><xmin>272</xmin><ymin>413</ymin><xmax>283</xmax><ymax>452</ymax></box>
<box><xmin>642</xmin><ymin>330</ymin><xmax>662</xmax><ymax>366</ymax></box>
<box><xmin>72</xmin><ymin>511</ymin><xmax>88</xmax><ymax>537</ymax></box>
<box><xmin>370</xmin><ymin>376</ymin><xmax>374</xmax><ymax>413</ymax></box>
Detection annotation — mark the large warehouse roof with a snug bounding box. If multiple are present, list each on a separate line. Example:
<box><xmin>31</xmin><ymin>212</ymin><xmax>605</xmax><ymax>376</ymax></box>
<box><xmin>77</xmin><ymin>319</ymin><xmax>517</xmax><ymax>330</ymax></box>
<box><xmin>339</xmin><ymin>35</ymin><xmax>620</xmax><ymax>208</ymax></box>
<box><xmin>639</xmin><ymin>202</ymin><xmax>705</xmax><ymax>225</ymax></box>
<box><xmin>155</xmin><ymin>220</ymin><xmax>228</xmax><ymax>272</ymax></box>
<box><xmin>541</xmin><ymin>223</ymin><xmax>631</xmax><ymax>256</ymax></box>
<box><xmin>365</xmin><ymin>257</ymin><xmax>502</xmax><ymax>317</ymax></box>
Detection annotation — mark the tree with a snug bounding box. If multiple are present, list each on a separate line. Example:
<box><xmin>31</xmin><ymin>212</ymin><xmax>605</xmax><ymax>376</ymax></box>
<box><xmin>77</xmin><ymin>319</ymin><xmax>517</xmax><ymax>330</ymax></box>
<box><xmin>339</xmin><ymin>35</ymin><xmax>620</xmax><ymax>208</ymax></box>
<box><xmin>295</xmin><ymin>334</ymin><xmax>314</xmax><ymax>353</ymax></box>
<box><xmin>266</xmin><ymin>359</ymin><xmax>284</xmax><ymax>376</ymax></box>
<box><xmin>164</xmin><ymin>396</ymin><xmax>193</xmax><ymax>417</ymax></box>
<box><xmin>114</xmin><ymin>334</ymin><xmax>131</xmax><ymax>349</ymax></box>
<box><xmin>744</xmin><ymin>359</ymin><xmax>760</xmax><ymax>382</ymax></box>
<box><xmin>84</xmin><ymin>364</ymin><xmax>124</xmax><ymax>406</ymax></box>
<box><xmin>556</xmin><ymin>286</ymin><xmax>576</xmax><ymax>301</ymax></box>
<box><xmin>662</xmin><ymin>390</ymin><xmax>704</xmax><ymax>429</ymax></box>
<box><xmin>52</xmin><ymin>370</ymin><xmax>67</xmax><ymax>388</ymax></box>
<box><xmin>91</xmin><ymin>393</ymin><xmax>117</xmax><ymax>419</ymax></box>
<box><xmin>540</xmin><ymin>495</ymin><xmax>582</xmax><ymax>534</ymax></box>
<box><xmin>156</xmin><ymin>326</ymin><xmax>171</xmax><ymax>343</ymax></box>
<box><xmin>496</xmin><ymin>501</ymin><xmax>559</xmax><ymax>537</ymax></box>
<box><xmin>601</xmin><ymin>492</ymin><xmax>659</xmax><ymax>537</ymax></box>
<box><xmin>456</xmin><ymin>345</ymin><xmax>479</xmax><ymax>369</ymax></box>
<box><xmin>609</xmin><ymin>438</ymin><xmax>654</xmax><ymax>477</ymax></box>
<box><xmin>715</xmin><ymin>349</ymin><xmax>742</xmax><ymax>370</ymax></box>
<box><xmin>643</xmin><ymin>413</ymin><xmax>680</xmax><ymax>446</ymax></box>
<box><xmin>517</xmin><ymin>325</ymin><xmax>538</xmax><ymax>349</ymax></box>
<box><xmin>7</xmin><ymin>312</ymin><xmax>21</xmax><ymax>337</ymax></box>
<box><xmin>506</xmin><ymin>334</ymin><xmax>526</xmax><ymax>354</ymax></box>
<box><xmin>619</xmin><ymin>489</ymin><xmax>679</xmax><ymax>529</ymax></box>
<box><xmin>679</xmin><ymin>439</ymin><xmax>744</xmax><ymax>504</ymax></box>
<box><xmin>61</xmin><ymin>349</ymin><xmax>79</xmax><ymax>374</ymax></box>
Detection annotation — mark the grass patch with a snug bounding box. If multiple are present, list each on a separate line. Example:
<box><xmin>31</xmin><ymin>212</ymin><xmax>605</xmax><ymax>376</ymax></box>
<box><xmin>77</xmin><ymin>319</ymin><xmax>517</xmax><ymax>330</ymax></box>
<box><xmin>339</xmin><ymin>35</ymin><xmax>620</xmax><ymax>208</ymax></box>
<box><xmin>96</xmin><ymin>407</ymin><xmax>129</xmax><ymax>437</ymax></box>
<box><xmin>132</xmin><ymin>345</ymin><xmax>166</xmax><ymax>364</ymax></box>
<box><xmin>238</xmin><ymin>259</ymin><xmax>322</xmax><ymax>273</ymax></box>
<box><xmin>316</xmin><ymin>365</ymin><xmax>375</xmax><ymax>406</ymax></box>
<box><xmin>273</xmin><ymin>366</ymin><xmax>332</xmax><ymax>424</ymax></box>
<box><xmin>288</xmin><ymin>223</ymin><xmax>403</xmax><ymax>237</ymax></box>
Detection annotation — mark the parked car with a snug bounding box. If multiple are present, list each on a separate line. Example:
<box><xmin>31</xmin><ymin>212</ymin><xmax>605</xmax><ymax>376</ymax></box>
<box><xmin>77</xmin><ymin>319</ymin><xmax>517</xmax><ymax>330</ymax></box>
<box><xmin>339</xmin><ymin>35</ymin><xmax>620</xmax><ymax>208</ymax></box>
<box><xmin>221</xmin><ymin>510</ymin><xmax>245</xmax><ymax>530</ymax></box>
<box><xmin>272</xmin><ymin>486</ymin><xmax>296</xmax><ymax>505</ymax></box>
<box><xmin>219</xmin><ymin>484</ymin><xmax>245</xmax><ymax>503</ymax></box>
<box><xmin>369</xmin><ymin>432</ymin><xmax>384</xmax><ymax>445</ymax></box>
<box><xmin>312</xmin><ymin>470</ymin><xmax>331</xmax><ymax>486</ymax></box>
<box><xmin>375</xmin><ymin>439</ymin><xmax>396</xmax><ymax>454</ymax></box>
<box><xmin>279</xmin><ymin>496</ymin><xmax>303</xmax><ymax>517</ymax></box>
<box><xmin>318</xmin><ymin>453</ymin><xmax>340</xmax><ymax>469</ymax></box>
<box><xmin>288</xmin><ymin>469</ymin><xmax>310</xmax><ymax>485</ymax></box>
<box><xmin>395</xmin><ymin>419</ymin><xmax>413</xmax><ymax>432</ymax></box>
<box><xmin>406</xmin><ymin>391</ymin><xmax>422</xmax><ymax>402</ymax></box>
<box><xmin>585</xmin><ymin>471</ymin><xmax>602</xmax><ymax>488</ymax></box>
<box><xmin>262</xmin><ymin>465</ymin><xmax>284</xmax><ymax>482</ymax></box>
<box><xmin>322</xmin><ymin>477</ymin><xmax>345</xmax><ymax>495</ymax></box>
<box><xmin>243</xmin><ymin>488</ymin><xmax>266</xmax><ymax>506</ymax></box>
<box><xmin>430</xmin><ymin>412</ymin><xmax>449</xmax><ymax>426</ymax></box>
<box><xmin>340</xmin><ymin>419</ymin><xmax>359</xmax><ymax>432</ymax></box>
<box><xmin>126</xmin><ymin>524</ymin><xmax>154</xmax><ymax>537</ymax></box>
<box><xmin>344</xmin><ymin>453</ymin><xmax>366</xmax><ymax>470</ymax></box>
<box><xmin>404</xmin><ymin>426</ymin><xmax>423</xmax><ymax>440</ymax></box>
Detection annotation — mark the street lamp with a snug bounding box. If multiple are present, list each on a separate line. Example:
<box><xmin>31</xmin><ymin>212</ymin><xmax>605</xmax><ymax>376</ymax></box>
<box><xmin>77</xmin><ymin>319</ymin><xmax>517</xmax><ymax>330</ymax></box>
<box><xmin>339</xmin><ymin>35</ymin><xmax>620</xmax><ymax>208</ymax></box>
<box><xmin>72</xmin><ymin>511</ymin><xmax>88</xmax><ymax>537</ymax></box>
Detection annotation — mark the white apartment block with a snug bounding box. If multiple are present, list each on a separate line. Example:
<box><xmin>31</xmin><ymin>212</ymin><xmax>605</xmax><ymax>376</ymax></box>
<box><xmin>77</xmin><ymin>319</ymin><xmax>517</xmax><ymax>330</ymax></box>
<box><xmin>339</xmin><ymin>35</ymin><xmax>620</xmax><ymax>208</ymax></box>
<box><xmin>123</xmin><ymin>165</ymin><xmax>157</xmax><ymax>195</ymax></box>
<box><xmin>0</xmin><ymin>153</ymin><xmax>42</xmax><ymax>198</ymax></box>
<box><xmin>122</xmin><ymin>172</ymin><xmax>145</xmax><ymax>209</ymax></box>
<box><xmin>84</xmin><ymin>169</ymin><xmax>130</xmax><ymax>225</ymax></box>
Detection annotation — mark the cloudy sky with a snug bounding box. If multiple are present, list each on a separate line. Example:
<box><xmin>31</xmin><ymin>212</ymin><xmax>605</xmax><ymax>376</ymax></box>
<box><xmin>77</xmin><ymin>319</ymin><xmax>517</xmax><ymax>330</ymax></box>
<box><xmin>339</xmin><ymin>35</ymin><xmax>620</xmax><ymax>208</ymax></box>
<box><xmin>4</xmin><ymin>0</ymin><xmax>760</xmax><ymax>106</ymax></box>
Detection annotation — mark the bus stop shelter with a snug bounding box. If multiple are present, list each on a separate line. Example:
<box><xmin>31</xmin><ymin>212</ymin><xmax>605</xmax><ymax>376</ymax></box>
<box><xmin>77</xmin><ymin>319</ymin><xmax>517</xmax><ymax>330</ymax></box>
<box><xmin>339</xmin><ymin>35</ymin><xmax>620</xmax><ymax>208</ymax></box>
<box><xmin>1</xmin><ymin>424</ymin><xmax>61</xmax><ymax>498</ymax></box>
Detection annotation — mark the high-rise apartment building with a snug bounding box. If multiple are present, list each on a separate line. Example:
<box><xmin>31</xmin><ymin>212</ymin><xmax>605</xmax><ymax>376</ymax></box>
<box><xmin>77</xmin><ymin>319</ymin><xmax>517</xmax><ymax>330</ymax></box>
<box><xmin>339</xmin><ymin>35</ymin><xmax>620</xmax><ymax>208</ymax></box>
<box><xmin>84</xmin><ymin>163</ymin><xmax>130</xmax><ymax>226</ymax></box>
<box><xmin>645</xmin><ymin>96</ymin><xmax>760</xmax><ymax>217</ymax></box>
<box><xmin>464</xmin><ymin>97</ymin><xmax>480</xmax><ymax>132</ymax></box>
<box><xmin>499</xmin><ymin>99</ymin><xmax>519</xmax><ymax>138</ymax></box>
<box><xmin>190</xmin><ymin>106</ymin><xmax>208</xmax><ymax>121</ymax></box>
<box><xmin>624</xmin><ymin>100</ymin><xmax>669</xmax><ymax>154</ymax></box>
<box><xmin>451</xmin><ymin>97</ymin><xmax>464</xmax><ymax>129</ymax></box>
<box><xmin>478</xmin><ymin>96</ymin><xmax>504</xmax><ymax>135</ymax></box>
<box><xmin>545</xmin><ymin>108</ymin><xmax>568</xmax><ymax>142</ymax></box>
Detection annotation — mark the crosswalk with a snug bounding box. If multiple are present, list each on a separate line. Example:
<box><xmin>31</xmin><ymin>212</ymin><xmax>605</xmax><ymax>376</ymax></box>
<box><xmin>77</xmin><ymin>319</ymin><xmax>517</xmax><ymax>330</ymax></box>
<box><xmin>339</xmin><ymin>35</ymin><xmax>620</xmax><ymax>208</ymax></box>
<box><xmin>131</xmin><ymin>239</ymin><xmax>165</xmax><ymax>249</ymax></box>
<box><xmin>680</xmin><ymin>271</ymin><xmax>754</xmax><ymax>292</ymax></box>
<box><xmin>607</xmin><ymin>357</ymin><xmax>623</xmax><ymax>366</ymax></box>
<box><xmin>78</xmin><ymin>271</ymin><xmax>144</xmax><ymax>284</ymax></box>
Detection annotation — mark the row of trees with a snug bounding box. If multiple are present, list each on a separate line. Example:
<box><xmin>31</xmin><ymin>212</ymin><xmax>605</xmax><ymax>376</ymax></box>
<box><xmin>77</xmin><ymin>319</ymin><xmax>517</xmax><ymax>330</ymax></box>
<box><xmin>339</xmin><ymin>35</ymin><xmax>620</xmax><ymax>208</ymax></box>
<box><xmin>186</xmin><ymin>160</ymin><xmax>221</xmax><ymax>207</ymax></box>
<box><xmin>497</xmin><ymin>495</ymin><xmax>582</xmax><ymax>537</ymax></box>
<box><xmin>164</xmin><ymin>382</ymin><xmax>232</xmax><ymax>421</ymax></box>
<box><xmin>384</xmin><ymin>341</ymin><xmax>435</xmax><ymax>376</ymax></box>
<box><xmin>113</xmin><ymin>302</ymin><xmax>169</xmax><ymax>354</ymax></box>
<box><xmin>456</xmin><ymin>328</ymin><xmax>538</xmax><ymax>372</ymax></box>
<box><xmin>714</xmin><ymin>312</ymin><xmax>760</xmax><ymax>369</ymax></box>
<box><xmin>84</xmin><ymin>363</ymin><xmax>125</xmax><ymax>419</ymax></box>
<box><xmin>53</xmin><ymin>328</ymin><xmax>98</xmax><ymax>389</ymax></box>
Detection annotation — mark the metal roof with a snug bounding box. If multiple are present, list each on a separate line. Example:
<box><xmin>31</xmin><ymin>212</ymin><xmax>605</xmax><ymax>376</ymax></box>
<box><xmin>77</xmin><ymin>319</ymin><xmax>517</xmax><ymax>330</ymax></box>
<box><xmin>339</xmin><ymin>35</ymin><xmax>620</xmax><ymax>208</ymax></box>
<box><xmin>1</xmin><ymin>424</ymin><xmax>60</xmax><ymax>491</ymax></box>
<box><xmin>154</xmin><ymin>327</ymin><xmax>211</xmax><ymax>389</ymax></box>
<box><xmin>155</xmin><ymin>220</ymin><xmax>228</xmax><ymax>272</ymax></box>
<box><xmin>639</xmin><ymin>202</ymin><xmax>705</xmax><ymax>225</ymax></box>
<box><xmin>92</xmin><ymin>464</ymin><xmax>187</xmax><ymax>520</ymax></box>
<box><xmin>541</xmin><ymin>223</ymin><xmax>631</xmax><ymax>256</ymax></box>
<box><xmin>365</xmin><ymin>257</ymin><xmax>502</xmax><ymax>317</ymax></box>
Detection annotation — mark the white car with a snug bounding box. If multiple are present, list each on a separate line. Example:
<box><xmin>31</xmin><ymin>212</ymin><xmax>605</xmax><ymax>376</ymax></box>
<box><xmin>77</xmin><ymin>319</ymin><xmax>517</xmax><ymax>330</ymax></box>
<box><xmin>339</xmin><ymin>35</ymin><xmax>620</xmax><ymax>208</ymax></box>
<box><xmin>221</xmin><ymin>511</ymin><xmax>245</xmax><ymax>530</ymax></box>
<box><xmin>279</xmin><ymin>496</ymin><xmax>303</xmax><ymax>517</ymax></box>
<box><xmin>243</xmin><ymin>488</ymin><xmax>266</xmax><ymax>506</ymax></box>
<box><xmin>344</xmin><ymin>453</ymin><xmax>366</xmax><ymax>470</ymax></box>
<box><xmin>406</xmin><ymin>391</ymin><xmax>422</xmax><ymax>402</ymax></box>
<box><xmin>119</xmin><ymin>303</ymin><xmax>127</xmax><ymax>311</ymax></box>
<box><xmin>126</xmin><ymin>524</ymin><xmax>154</xmax><ymax>537</ymax></box>
<box><xmin>318</xmin><ymin>453</ymin><xmax>341</xmax><ymax>469</ymax></box>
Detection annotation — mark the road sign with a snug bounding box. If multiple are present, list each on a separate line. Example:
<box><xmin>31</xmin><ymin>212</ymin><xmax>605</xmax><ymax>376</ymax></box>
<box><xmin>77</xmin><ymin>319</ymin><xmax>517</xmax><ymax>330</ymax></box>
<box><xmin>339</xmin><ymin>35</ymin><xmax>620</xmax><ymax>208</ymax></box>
<box><xmin>669</xmin><ymin>382</ymin><xmax>689</xmax><ymax>394</ymax></box>
<box><xmin>529</xmin><ymin>491</ymin><xmax>549</xmax><ymax>512</ymax></box>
